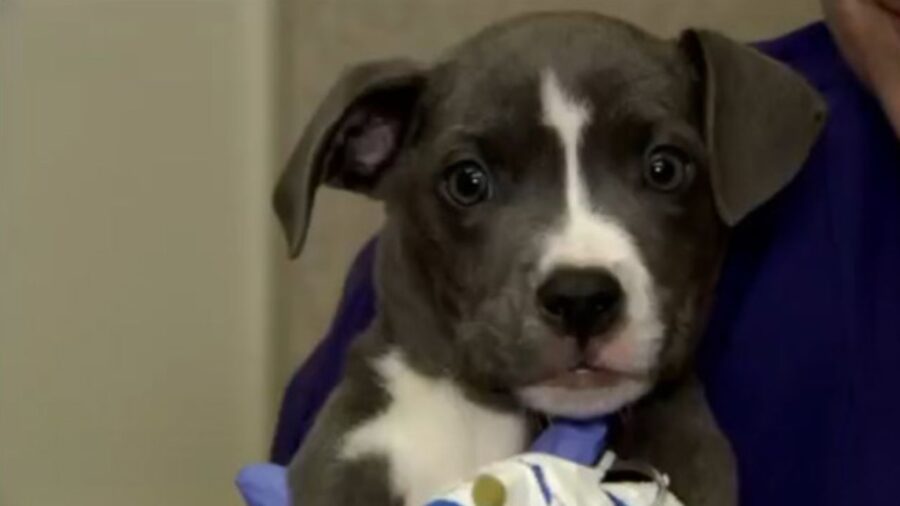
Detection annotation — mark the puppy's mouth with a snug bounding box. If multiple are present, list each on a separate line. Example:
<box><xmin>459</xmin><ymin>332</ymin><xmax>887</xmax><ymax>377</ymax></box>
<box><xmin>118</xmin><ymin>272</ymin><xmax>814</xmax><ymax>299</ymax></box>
<box><xmin>517</xmin><ymin>357</ymin><xmax>654</xmax><ymax>418</ymax></box>
<box><xmin>533</xmin><ymin>361</ymin><xmax>648</xmax><ymax>390</ymax></box>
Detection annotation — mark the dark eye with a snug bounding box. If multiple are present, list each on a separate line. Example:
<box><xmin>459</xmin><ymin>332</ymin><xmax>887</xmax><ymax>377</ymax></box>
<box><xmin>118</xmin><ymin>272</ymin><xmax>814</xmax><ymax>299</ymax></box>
<box><xmin>440</xmin><ymin>161</ymin><xmax>493</xmax><ymax>207</ymax></box>
<box><xmin>644</xmin><ymin>147</ymin><xmax>693</xmax><ymax>192</ymax></box>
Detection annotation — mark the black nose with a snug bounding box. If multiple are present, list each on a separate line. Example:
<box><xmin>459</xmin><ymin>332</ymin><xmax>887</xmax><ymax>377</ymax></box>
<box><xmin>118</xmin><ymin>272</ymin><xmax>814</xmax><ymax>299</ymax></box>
<box><xmin>537</xmin><ymin>268</ymin><xmax>624</xmax><ymax>343</ymax></box>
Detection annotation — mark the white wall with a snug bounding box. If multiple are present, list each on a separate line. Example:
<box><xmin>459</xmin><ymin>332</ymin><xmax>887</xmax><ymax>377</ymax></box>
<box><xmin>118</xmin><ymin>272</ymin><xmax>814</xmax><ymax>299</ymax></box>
<box><xmin>0</xmin><ymin>1</ymin><xmax>278</xmax><ymax>505</ymax></box>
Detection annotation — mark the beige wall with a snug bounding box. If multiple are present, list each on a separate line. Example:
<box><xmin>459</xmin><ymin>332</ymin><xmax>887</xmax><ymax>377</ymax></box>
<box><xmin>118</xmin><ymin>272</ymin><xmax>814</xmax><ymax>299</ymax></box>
<box><xmin>0</xmin><ymin>1</ymin><xmax>277</xmax><ymax>505</ymax></box>
<box><xmin>0</xmin><ymin>1</ymin><xmax>821</xmax><ymax>505</ymax></box>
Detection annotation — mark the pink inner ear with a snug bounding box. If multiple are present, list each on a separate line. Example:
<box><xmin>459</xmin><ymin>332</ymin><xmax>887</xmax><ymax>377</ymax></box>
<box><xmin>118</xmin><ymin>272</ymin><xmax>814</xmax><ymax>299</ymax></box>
<box><xmin>348</xmin><ymin>116</ymin><xmax>399</xmax><ymax>175</ymax></box>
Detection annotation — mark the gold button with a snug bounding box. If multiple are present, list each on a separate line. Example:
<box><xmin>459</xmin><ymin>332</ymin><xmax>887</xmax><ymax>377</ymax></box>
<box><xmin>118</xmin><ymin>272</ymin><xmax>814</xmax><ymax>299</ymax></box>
<box><xmin>472</xmin><ymin>474</ymin><xmax>506</xmax><ymax>506</ymax></box>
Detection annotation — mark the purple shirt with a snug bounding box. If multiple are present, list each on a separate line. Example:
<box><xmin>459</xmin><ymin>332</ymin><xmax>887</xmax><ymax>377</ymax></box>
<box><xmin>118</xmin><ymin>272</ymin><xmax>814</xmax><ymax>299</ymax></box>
<box><xmin>270</xmin><ymin>22</ymin><xmax>900</xmax><ymax>506</ymax></box>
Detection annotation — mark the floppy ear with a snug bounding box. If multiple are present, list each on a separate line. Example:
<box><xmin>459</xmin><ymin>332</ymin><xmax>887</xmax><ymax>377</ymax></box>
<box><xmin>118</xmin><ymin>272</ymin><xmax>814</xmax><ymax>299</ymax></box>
<box><xmin>274</xmin><ymin>59</ymin><xmax>426</xmax><ymax>257</ymax></box>
<box><xmin>680</xmin><ymin>30</ymin><xmax>828</xmax><ymax>225</ymax></box>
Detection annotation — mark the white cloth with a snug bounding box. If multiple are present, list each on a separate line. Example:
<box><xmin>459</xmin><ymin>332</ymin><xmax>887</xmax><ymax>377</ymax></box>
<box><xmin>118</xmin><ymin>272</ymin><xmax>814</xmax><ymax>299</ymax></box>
<box><xmin>425</xmin><ymin>453</ymin><xmax>683</xmax><ymax>506</ymax></box>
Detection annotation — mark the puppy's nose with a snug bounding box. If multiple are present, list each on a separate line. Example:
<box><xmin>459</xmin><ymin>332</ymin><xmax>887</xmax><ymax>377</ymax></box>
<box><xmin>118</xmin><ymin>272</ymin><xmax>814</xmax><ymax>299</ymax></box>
<box><xmin>537</xmin><ymin>268</ymin><xmax>624</xmax><ymax>343</ymax></box>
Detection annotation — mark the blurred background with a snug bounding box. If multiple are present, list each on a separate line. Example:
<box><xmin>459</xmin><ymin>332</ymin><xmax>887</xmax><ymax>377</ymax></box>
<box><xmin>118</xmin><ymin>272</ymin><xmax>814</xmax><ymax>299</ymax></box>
<box><xmin>1</xmin><ymin>0</ymin><xmax>820</xmax><ymax>504</ymax></box>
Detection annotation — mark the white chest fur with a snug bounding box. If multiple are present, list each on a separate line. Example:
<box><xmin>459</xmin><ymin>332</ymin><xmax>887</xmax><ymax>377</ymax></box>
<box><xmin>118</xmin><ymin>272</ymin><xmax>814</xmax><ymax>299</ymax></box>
<box><xmin>340</xmin><ymin>351</ymin><xmax>529</xmax><ymax>506</ymax></box>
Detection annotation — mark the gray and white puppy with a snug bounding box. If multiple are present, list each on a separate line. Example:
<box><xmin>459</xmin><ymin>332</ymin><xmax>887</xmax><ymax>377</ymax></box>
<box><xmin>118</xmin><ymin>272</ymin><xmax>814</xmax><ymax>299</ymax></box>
<box><xmin>274</xmin><ymin>12</ymin><xmax>825</xmax><ymax>506</ymax></box>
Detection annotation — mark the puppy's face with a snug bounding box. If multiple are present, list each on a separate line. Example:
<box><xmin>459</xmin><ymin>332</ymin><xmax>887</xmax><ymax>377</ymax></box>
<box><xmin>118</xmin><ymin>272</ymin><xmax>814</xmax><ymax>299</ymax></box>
<box><xmin>381</xmin><ymin>21</ymin><xmax>721</xmax><ymax>417</ymax></box>
<box><xmin>275</xmin><ymin>14</ymin><xmax>826</xmax><ymax>418</ymax></box>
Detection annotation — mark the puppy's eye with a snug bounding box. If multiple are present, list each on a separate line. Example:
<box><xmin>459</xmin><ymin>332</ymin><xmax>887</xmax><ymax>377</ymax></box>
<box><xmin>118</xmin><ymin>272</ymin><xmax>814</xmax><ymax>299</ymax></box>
<box><xmin>644</xmin><ymin>147</ymin><xmax>693</xmax><ymax>192</ymax></box>
<box><xmin>440</xmin><ymin>161</ymin><xmax>493</xmax><ymax>207</ymax></box>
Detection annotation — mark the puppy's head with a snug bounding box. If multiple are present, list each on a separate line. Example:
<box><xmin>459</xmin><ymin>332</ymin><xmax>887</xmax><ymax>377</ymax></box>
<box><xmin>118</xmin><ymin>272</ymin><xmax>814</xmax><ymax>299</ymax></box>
<box><xmin>275</xmin><ymin>13</ymin><xmax>825</xmax><ymax>418</ymax></box>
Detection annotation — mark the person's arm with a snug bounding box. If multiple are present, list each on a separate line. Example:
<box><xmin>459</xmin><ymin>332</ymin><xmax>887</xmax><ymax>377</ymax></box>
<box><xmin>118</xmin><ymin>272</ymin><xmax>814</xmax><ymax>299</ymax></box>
<box><xmin>269</xmin><ymin>237</ymin><xmax>379</xmax><ymax>465</ymax></box>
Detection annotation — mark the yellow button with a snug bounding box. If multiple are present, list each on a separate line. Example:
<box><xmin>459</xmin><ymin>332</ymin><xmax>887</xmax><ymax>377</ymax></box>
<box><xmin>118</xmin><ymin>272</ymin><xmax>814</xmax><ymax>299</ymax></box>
<box><xmin>472</xmin><ymin>474</ymin><xmax>507</xmax><ymax>506</ymax></box>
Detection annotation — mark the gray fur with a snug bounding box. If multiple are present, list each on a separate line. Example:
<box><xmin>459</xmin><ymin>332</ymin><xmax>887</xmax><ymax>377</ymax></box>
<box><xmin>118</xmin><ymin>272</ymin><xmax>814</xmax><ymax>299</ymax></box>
<box><xmin>289</xmin><ymin>328</ymin><xmax>401</xmax><ymax>506</ymax></box>
<box><xmin>276</xmin><ymin>11</ymin><xmax>826</xmax><ymax>506</ymax></box>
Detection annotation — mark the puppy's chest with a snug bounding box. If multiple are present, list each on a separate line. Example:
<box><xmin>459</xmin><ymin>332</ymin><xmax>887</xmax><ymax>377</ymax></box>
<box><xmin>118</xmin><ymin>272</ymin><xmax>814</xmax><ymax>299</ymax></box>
<box><xmin>341</xmin><ymin>352</ymin><xmax>529</xmax><ymax>506</ymax></box>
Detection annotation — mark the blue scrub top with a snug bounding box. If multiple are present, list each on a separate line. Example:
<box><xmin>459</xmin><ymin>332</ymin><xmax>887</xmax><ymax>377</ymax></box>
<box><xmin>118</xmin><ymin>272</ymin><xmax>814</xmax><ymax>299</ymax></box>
<box><xmin>270</xmin><ymin>22</ymin><xmax>900</xmax><ymax>506</ymax></box>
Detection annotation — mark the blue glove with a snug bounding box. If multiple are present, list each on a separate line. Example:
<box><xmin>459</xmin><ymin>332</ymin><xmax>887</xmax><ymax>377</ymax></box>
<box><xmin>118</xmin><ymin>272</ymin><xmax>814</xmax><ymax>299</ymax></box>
<box><xmin>529</xmin><ymin>417</ymin><xmax>609</xmax><ymax>465</ymax></box>
<box><xmin>235</xmin><ymin>463</ymin><xmax>289</xmax><ymax>506</ymax></box>
<box><xmin>235</xmin><ymin>418</ymin><xmax>610</xmax><ymax>506</ymax></box>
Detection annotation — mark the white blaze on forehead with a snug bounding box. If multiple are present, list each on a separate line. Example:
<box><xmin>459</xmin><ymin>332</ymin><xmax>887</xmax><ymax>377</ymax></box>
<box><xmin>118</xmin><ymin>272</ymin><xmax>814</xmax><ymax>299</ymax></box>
<box><xmin>541</xmin><ymin>70</ymin><xmax>592</xmax><ymax>217</ymax></box>
<box><xmin>539</xmin><ymin>68</ymin><xmax>641</xmax><ymax>274</ymax></box>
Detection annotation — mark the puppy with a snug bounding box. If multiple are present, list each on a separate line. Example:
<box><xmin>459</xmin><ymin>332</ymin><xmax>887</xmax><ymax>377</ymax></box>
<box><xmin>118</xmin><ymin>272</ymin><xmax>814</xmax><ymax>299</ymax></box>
<box><xmin>274</xmin><ymin>12</ymin><xmax>825</xmax><ymax>506</ymax></box>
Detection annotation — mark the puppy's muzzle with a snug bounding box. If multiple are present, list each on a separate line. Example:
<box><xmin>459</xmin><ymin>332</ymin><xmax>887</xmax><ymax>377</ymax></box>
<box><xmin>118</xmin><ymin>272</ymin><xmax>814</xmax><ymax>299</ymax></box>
<box><xmin>536</xmin><ymin>267</ymin><xmax>624</xmax><ymax>346</ymax></box>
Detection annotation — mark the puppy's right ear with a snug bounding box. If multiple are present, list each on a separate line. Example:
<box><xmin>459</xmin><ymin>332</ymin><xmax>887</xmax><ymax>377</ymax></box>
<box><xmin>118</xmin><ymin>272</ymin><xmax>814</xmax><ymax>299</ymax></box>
<box><xmin>274</xmin><ymin>59</ymin><xmax>426</xmax><ymax>258</ymax></box>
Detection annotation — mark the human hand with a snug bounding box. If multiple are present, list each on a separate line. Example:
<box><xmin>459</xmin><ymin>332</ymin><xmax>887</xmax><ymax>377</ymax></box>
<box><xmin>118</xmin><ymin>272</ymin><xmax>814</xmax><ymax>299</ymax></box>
<box><xmin>823</xmin><ymin>0</ymin><xmax>900</xmax><ymax>137</ymax></box>
<box><xmin>235</xmin><ymin>463</ymin><xmax>290</xmax><ymax>506</ymax></box>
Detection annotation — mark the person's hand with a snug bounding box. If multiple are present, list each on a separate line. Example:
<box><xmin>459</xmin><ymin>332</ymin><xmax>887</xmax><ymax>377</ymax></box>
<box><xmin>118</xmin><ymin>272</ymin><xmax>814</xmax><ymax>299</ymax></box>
<box><xmin>823</xmin><ymin>0</ymin><xmax>900</xmax><ymax>137</ymax></box>
<box><xmin>529</xmin><ymin>417</ymin><xmax>610</xmax><ymax>465</ymax></box>
<box><xmin>235</xmin><ymin>463</ymin><xmax>290</xmax><ymax>506</ymax></box>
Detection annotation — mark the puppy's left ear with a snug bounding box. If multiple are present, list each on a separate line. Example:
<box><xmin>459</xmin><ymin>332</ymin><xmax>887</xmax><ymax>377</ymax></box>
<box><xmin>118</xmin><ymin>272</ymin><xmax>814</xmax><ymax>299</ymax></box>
<box><xmin>274</xmin><ymin>59</ymin><xmax>426</xmax><ymax>257</ymax></box>
<box><xmin>681</xmin><ymin>30</ymin><xmax>828</xmax><ymax>225</ymax></box>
